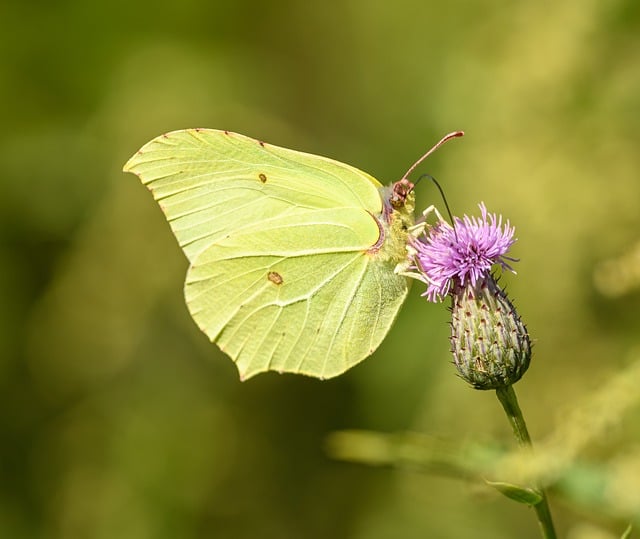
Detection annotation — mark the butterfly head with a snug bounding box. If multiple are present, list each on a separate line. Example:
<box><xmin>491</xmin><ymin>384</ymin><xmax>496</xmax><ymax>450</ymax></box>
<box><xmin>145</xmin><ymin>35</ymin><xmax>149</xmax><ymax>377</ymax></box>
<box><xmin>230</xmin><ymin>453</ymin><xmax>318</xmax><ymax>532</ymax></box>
<box><xmin>389</xmin><ymin>178</ymin><xmax>415</xmax><ymax>209</ymax></box>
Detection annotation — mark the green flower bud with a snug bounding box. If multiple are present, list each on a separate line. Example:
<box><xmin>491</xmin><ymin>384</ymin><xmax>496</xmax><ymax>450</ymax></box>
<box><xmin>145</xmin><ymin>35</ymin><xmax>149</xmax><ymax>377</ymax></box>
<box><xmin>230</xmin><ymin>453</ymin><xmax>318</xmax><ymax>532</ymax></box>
<box><xmin>450</xmin><ymin>276</ymin><xmax>531</xmax><ymax>390</ymax></box>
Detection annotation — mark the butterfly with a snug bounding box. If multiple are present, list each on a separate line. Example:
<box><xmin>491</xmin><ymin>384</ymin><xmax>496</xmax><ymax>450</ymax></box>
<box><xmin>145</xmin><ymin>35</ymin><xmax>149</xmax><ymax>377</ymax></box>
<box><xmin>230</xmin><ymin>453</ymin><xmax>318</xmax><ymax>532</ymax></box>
<box><xmin>124</xmin><ymin>128</ymin><xmax>462</xmax><ymax>379</ymax></box>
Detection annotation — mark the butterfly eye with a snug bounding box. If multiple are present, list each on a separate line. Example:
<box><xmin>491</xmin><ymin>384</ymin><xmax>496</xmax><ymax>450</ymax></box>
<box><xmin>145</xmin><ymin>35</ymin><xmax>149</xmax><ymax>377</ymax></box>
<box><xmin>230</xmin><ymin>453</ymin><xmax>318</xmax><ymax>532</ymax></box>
<box><xmin>390</xmin><ymin>179</ymin><xmax>414</xmax><ymax>208</ymax></box>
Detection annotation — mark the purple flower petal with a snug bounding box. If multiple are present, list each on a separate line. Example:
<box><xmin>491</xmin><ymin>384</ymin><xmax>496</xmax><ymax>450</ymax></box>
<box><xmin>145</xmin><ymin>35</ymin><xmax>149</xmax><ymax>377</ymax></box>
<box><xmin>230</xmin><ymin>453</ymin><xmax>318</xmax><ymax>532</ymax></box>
<box><xmin>411</xmin><ymin>203</ymin><xmax>517</xmax><ymax>302</ymax></box>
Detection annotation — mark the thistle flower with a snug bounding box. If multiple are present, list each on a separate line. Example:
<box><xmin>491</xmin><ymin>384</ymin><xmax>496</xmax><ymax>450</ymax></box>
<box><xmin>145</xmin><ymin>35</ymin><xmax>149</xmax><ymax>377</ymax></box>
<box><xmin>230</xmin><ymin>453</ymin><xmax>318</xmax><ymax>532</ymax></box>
<box><xmin>409</xmin><ymin>203</ymin><xmax>531</xmax><ymax>389</ymax></box>
<box><xmin>411</xmin><ymin>203</ymin><xmax>516</xmax><ymax>303</ymax></box>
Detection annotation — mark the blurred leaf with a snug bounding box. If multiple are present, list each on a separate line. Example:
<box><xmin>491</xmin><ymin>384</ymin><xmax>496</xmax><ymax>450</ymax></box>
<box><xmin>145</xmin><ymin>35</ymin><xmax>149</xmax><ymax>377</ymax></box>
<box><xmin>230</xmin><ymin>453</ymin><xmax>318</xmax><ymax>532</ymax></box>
<box><xmin>485</xmin><ymin>480</ymin><xmax>543</xmax><ymax>506</ymax></box>
<box><xmin>328</xmin><ymin>428</ymin><xmax>640</xmax><ymax>526</ymax></box>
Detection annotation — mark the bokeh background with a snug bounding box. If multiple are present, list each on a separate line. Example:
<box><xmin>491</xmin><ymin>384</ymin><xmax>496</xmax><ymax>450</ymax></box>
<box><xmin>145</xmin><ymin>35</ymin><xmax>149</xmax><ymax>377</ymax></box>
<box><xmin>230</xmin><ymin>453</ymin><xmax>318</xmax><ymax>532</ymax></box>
<box><xmin>2</xmin><ymin>1</ymin><xmax>640</xmax><ymax>537</ymax></box>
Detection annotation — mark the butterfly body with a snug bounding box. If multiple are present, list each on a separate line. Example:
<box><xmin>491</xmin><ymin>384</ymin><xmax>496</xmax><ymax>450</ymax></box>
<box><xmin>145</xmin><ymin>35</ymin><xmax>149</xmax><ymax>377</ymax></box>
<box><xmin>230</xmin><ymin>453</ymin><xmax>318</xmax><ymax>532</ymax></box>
<box><xmin>124</xmin><ymin>129</ymin><xmax>415</xmax><ymax>379</ymax></box>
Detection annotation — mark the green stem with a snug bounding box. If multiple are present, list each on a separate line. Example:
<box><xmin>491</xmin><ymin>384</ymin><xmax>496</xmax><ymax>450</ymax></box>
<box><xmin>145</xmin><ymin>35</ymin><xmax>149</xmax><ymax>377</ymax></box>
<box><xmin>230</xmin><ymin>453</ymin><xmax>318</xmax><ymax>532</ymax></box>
<box><xmin>495</xmin><ymin>385</ymin><xmax>557</xmax><ymax>539</ymax></box>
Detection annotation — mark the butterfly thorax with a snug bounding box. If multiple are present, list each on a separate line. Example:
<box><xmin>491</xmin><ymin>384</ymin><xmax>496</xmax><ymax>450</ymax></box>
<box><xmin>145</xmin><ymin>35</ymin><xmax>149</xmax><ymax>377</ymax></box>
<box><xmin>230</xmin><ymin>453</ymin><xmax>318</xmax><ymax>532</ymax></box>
<box><xmin>370</xmin><ymin>185</ymin><xmax>415</xmax><ymax>264</ymax></box>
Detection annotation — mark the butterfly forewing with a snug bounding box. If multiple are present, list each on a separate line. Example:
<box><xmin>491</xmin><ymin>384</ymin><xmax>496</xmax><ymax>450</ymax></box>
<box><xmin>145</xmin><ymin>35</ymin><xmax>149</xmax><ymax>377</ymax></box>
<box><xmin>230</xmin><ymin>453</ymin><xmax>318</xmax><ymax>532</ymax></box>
<box><xmin>126</xmin><ymin>129</ymin><xmax>383</xmax><ymax>262</ymax></box>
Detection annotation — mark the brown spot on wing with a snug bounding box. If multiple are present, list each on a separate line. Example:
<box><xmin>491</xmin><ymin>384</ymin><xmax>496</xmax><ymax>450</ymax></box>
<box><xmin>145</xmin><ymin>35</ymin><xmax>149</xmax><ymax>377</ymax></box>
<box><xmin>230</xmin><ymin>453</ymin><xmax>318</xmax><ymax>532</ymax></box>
<box><xmin>268</xmin><ymin>271</ymin><xmax>283</xmax><ymax>285</ymax></box>
<box><xmin>258</xmin><ymin>173</ymin><xmax>267</xmax><ymax>183</ymax></box>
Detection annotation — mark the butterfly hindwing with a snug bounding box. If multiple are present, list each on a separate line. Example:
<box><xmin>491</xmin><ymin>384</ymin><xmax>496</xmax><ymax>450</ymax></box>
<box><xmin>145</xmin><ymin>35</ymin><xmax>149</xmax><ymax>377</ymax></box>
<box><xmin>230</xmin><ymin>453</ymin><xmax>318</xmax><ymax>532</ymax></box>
<box><xmin>185</xmin><ymin>207</ymin><xmax>407</xmax><ymax>378</ymax></box>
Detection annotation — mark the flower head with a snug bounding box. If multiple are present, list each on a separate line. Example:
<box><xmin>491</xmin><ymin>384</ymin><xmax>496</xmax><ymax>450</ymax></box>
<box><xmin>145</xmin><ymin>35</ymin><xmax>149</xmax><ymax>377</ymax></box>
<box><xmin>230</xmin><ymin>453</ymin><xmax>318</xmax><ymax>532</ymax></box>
<box><xmin>411</xmin><ymin>203</ymin><xmax>517</xmax><ymax>302</ymax></box>
<box><xmin>404</xmin><ymin>202</ymin><xmax>530</xmax><ymax>389</ymax></box>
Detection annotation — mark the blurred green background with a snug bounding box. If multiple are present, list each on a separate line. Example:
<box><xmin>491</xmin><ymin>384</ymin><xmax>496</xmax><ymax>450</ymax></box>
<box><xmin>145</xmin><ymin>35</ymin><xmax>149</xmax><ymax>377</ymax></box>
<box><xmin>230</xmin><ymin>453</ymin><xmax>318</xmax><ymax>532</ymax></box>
<box><xmin>2</xmin><ymin>0</ymin><xmax>640</xmax><ymax>537</ymax></box>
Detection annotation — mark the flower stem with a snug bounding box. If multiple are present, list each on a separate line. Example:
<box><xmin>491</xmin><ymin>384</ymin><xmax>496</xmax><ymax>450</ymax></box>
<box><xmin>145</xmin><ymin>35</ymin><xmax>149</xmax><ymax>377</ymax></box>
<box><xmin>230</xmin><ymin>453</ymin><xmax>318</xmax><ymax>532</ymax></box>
<box><xmin>495</xmin><ymin>385</ymin><xmax>557</xmax><ymax>539</ymax></box>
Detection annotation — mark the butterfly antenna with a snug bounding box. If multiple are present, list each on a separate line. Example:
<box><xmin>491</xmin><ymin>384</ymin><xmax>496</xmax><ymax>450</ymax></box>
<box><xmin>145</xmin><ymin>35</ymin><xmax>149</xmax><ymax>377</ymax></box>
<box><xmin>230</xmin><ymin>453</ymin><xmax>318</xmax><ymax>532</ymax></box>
<box><xmin>417</xmin><ymin>173</ymin><xmax>458</xmax><ymax>240</ymax></box>
<box><xmin>400</xmin><ymin>131</ymin><xmax>464</xmax><ymax>183</ymax></box>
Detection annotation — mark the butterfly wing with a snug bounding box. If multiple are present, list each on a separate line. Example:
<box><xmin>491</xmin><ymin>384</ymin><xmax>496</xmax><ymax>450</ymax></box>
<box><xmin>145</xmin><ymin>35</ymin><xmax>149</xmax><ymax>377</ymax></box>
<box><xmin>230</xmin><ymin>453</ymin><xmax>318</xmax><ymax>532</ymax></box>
<box><xmin>124</xmin><ymin>129</ymin><xmax>410</xmax><ymax>379</ymax></box>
